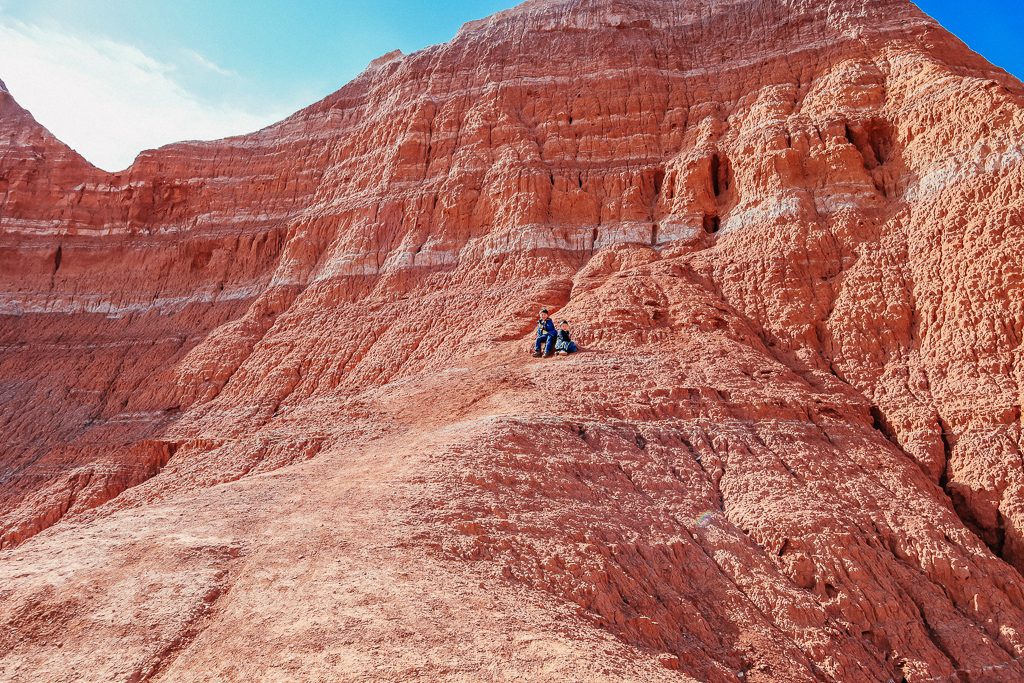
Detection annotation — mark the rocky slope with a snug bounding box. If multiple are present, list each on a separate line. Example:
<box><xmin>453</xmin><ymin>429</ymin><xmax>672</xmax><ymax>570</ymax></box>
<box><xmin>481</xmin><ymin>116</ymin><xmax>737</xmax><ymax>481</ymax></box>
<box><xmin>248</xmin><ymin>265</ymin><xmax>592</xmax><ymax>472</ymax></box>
<box><xmin>2</xmin><ymin>0</ymin><xmax>1024</xmax><ymax>680</ymax></box>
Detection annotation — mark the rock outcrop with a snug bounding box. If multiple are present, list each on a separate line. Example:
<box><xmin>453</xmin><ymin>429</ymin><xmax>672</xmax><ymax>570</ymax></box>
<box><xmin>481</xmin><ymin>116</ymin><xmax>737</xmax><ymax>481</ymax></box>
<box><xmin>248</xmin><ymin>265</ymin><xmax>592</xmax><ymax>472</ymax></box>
<box><xmin>2</xmin><ymin>0</ymin><xmax>1024</xmax><ymax>680</ymax></box>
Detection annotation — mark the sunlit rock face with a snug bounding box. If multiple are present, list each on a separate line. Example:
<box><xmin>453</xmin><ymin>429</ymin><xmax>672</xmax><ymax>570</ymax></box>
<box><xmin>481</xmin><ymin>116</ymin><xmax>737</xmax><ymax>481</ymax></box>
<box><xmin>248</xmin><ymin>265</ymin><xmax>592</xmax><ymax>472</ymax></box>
<box><xmin>2</xmin><ymin>0</ymin><xmax>1024</xmax><ymax>680</ymax></box>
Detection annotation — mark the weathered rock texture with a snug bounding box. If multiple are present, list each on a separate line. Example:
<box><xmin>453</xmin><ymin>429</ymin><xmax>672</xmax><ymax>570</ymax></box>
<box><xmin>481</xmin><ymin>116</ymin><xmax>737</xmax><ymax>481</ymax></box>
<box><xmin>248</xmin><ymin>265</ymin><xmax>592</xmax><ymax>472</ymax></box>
<box><xmin>2</xmin><ymin>0</ymin><xmax>1024</xmax><ymax>680</ymax></box>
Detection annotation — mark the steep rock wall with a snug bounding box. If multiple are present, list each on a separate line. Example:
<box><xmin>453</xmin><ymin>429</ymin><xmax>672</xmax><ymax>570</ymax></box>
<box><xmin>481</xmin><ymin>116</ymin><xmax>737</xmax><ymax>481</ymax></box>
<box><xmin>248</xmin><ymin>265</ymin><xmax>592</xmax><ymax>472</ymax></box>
<box><xmin>1</xmin><ymin>1</ymin><xmax>1024</xmax><ymax>681</ymax></box>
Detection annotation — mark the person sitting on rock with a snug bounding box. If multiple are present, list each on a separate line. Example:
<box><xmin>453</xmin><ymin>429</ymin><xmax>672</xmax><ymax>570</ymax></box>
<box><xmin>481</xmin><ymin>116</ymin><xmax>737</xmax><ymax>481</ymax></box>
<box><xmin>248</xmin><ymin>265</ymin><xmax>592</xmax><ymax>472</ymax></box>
<box><xmin>555</xmin><ymin>320</ymin><xmax>577</xmax><ymax>356</ymax></box>
<box><xmin>533</xmin><ymin>308</ymin><xmax>557</xmax><ymax>358</ymax></box>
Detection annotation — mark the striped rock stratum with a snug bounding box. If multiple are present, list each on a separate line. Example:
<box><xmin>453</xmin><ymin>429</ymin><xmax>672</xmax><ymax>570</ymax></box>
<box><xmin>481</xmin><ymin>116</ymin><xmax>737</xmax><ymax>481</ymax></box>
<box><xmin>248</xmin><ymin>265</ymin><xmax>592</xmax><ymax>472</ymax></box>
<box><xmin>1</xmin><ymin>0</ymin><xmax>1024</xmax><ymax>680</ymax></box>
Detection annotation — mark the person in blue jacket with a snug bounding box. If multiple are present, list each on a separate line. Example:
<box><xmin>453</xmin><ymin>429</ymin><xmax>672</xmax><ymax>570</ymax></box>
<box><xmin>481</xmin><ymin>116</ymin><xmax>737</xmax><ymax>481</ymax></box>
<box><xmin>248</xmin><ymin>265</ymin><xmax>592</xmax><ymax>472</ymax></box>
<box><xmin>533</xmin><ymin>308</ymin><xmax>557</xmax><ymax>357</ymax></box>
<box><xmin>555</xmin><ymin>320</ymin><xmax>577</xmax><ymax>355</ymax></box>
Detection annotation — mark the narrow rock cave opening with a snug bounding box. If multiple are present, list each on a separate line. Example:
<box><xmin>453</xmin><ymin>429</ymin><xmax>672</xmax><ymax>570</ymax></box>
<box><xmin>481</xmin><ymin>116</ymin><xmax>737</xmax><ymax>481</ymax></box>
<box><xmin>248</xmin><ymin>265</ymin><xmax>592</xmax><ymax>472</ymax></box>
<box><xmin>937</xmin><ymin>420</ymin><xmax>953</xmax><ymax>489</ymax></box>
<box><xmin>53</xmin><ymin>245</ymin><xmax>62</xmax><ymax>274</ymax></box>
<box><xmin>710</xmin><ymin>153</ymin><xmax>731</xmax><ymax>198</ymax></box>
<box><xmin>653</xmin><ymin>168</ymin><xmax>665</xmax><ymax>196</ymax></box>
<box><xmin>869</xmin><ymin>122</ymin><xmax>892</xmax><ymax>167</ymax></box>
<box><xmin>869</xmin><ymin>406</ymin><xmax>896</xmax><ymax>443</ymax></box>
<box><xmin>703</xmin><ymin>213</ymin><xmax>720</xmax><ymax>234</ymax></box>
<box><xmin>844</xmin><ymin>119</ymin><xmax>893</xmax><ymax>171</ymax></box>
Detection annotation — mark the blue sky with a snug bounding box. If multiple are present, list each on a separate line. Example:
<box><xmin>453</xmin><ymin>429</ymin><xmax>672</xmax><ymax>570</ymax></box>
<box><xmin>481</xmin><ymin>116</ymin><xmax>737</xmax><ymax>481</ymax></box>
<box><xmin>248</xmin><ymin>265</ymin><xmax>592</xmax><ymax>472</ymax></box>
<box><xmin>0</xmin><ymin>0</ymin><xmax>1019</xmax><ymax>171</ymax></box>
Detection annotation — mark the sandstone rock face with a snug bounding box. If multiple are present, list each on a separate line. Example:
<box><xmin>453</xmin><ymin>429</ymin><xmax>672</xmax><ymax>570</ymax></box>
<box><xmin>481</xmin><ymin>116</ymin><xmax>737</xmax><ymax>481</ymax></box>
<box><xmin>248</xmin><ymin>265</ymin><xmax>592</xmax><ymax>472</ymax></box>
<box><xmin>2</xmin><ymin>0</ymin><xmax>1024</xmax><ymax>680</ymax></box>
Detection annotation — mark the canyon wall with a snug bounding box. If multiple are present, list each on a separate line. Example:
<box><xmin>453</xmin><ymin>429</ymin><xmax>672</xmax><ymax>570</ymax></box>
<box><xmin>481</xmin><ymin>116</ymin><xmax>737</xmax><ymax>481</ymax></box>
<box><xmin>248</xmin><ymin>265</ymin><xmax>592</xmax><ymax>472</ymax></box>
<box><xmin>1</xmin><ymin>0</ymin><xmax>1024</xmax><ymax>680</ymax></box>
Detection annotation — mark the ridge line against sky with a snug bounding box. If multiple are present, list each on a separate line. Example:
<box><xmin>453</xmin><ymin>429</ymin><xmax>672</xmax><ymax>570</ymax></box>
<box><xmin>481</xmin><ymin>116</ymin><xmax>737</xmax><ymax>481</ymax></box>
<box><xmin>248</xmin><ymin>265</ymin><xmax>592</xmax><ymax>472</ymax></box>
<box><xmin>0</xmin><ymin>0</ymin><xmax>1020</xmax><ymax>172</ymax></box>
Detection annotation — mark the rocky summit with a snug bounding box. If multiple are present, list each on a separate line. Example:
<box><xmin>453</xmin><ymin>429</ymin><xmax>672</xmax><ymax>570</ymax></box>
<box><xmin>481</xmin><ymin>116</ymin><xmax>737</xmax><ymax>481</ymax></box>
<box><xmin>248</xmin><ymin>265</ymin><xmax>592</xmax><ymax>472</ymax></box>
<box><xmin>2</xmin><ymin>0</ymin><xmax>1024</xmax><ymax>680</ymax></box>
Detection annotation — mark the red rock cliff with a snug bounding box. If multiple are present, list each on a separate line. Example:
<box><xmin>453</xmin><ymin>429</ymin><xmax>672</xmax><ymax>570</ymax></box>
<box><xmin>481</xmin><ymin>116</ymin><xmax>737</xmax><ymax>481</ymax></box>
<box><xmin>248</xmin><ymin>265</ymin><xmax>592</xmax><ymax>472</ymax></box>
<box><xmin>2</xmin><ymin>0</ymin><xmax>1024</xmax><ymax>680</ymax></box>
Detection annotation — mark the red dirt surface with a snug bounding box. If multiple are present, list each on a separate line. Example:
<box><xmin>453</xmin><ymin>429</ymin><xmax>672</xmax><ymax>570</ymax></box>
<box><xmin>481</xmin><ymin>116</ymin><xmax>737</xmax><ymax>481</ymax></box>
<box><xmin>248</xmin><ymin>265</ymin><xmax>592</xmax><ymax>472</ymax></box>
<box><xmin>2</xmin><ymin>1</ymin><xmax>1024</xmax><ymax>680</ymax></box>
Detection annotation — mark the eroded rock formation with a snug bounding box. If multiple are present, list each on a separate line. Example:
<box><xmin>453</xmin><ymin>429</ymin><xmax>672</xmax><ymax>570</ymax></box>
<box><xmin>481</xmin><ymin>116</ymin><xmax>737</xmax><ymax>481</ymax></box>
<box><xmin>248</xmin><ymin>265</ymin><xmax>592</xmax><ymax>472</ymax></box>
<box><xmin>1</xmin><ymin>0</ymin><xmax>1023</xmax><ymax>680</ymax></box>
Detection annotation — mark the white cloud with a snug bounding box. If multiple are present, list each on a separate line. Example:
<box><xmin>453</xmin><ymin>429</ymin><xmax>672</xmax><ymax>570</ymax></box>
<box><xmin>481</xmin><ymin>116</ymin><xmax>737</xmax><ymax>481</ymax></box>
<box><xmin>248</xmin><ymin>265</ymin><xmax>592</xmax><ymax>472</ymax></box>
<box><xmin>182</xmin><ymin>48</ymin><xmax>239</xmax><ymax>78</ymax></box>
<box><xmin>0</xmin><ymin>20</ymin><xmax>291</xmax><ymax>171</ymax></box>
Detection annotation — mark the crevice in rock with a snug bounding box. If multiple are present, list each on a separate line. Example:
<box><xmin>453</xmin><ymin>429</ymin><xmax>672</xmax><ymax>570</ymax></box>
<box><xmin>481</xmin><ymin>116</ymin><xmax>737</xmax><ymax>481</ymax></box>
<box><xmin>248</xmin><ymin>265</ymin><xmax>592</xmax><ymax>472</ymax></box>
<box><xmin>804</xmin><ymin>329</ymin><xmax>1014</xmax><ymax>573</ymax></box>
<box><xmin>947</xmin><ymin>484</ymin><xmax>1006</xmax><ymax>559</ymax></box>
<box><xmin>869</xmin><ymin>405</ymin><xmax>898</xmax><ymax>445</ymax></box>
<box><xmin>937</xmin><ymin>416</ymin><xmax>953</xmax><ymax>490</ymax></box>
<box><xmin>844</xmin><ymin>118</ymin><xmax>893</xmax><ymax>195</ymax></box>
<box><xmin>703</xmin><ymin>214</ymin><xmax>720</xmax><ymax>235</ymax></box>
<box><xmin>52</xmin><ymin>245</ymin><xmax>62</xmax><ymax>274</ymax></box>
<box><xmin>934</xmin><ymin>415</ymin><xmax>1012</xmax><ymax>563</ymax></box>
<box><xmin>709</xmin><ymin>153</ymin><xmax>731</xmax><ymax>198</ymax></box>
